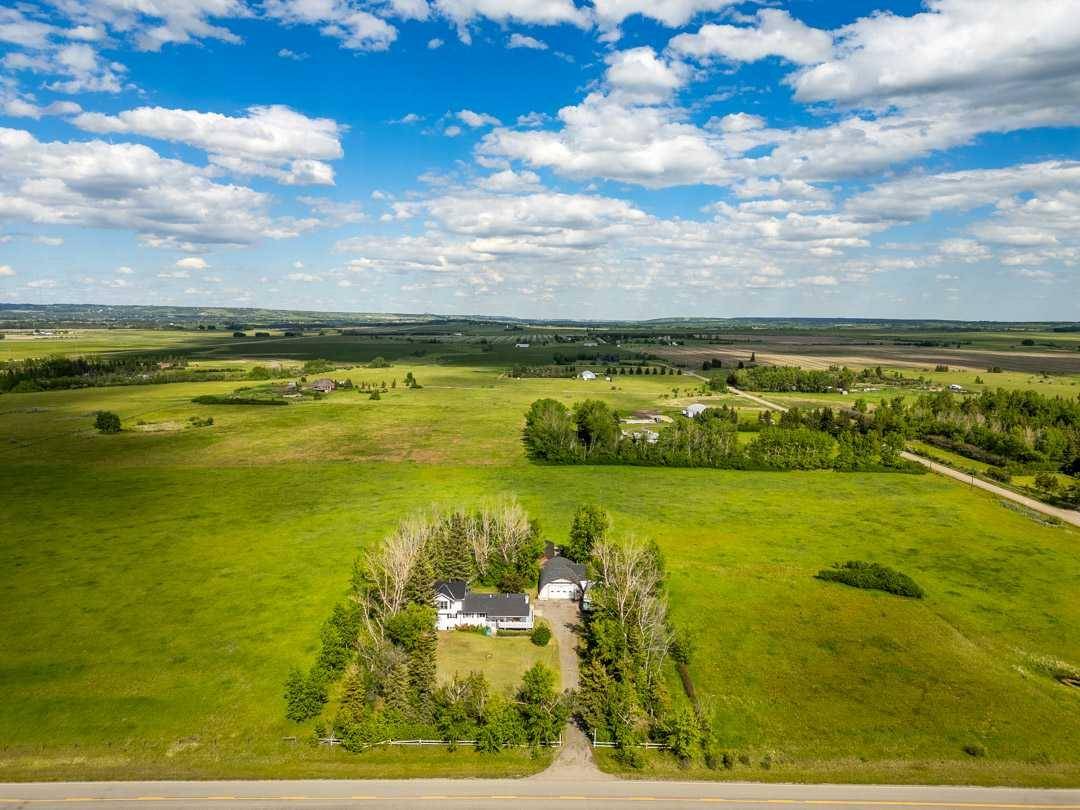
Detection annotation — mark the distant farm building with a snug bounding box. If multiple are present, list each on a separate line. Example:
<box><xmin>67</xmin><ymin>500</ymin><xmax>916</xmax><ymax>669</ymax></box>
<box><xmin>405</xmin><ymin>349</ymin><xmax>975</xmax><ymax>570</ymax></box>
<box><xmin>580</xmin><ymin>370</ymin><xmax>597</xmax><ymax>381</ymax></box>
<box><xmin>515</xmin><ymin>343</ymin><xmax>530</xmax><ymax>348</ymax></box>
<box><xmin>682</xmin><ymin>403</ymin><xmax>707</xmax><ymax>418</ymax></box>
<box><xmin>309</xmin><ymin>378</ymin><xmax>336</xmax><ymax>393</ymax></box>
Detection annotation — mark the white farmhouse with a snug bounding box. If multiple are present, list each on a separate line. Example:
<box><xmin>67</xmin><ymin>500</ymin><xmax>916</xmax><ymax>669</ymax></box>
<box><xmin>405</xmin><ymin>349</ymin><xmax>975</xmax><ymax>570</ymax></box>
<box><xmin>682</xmin><ymin>403</ymin><xmax>708</xmax><ymax>418</ymax></box>
<box><xmin>434</xmin><ymin>580</ymin><xmax>533</xmax><ymax>633</ymax></box>
<box><xmin>538</xmin><ymin>556</ymin><xmax>592</xmax><ymax>601</ymax></box>
<box><xmin>579</xmin><ymin>370</ymin><xmax>597</xmax><ymax>381</ymax></box>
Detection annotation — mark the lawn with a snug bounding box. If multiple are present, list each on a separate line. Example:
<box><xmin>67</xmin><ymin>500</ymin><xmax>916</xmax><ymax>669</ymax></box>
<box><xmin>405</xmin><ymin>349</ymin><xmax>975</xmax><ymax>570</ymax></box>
<box><xmin>2</xmin><ymin>337</ymin><xmax>1079</xmax><ymax>785</ymax></box>
<box><xmin>437</xmin><ymin>631</ymin><xmax>560</xmax><ymax>694</ymax></box>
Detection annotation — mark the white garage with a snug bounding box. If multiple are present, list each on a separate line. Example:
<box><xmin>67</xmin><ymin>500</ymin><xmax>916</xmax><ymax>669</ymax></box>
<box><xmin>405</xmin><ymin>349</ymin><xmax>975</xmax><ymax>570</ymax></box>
<box><xmin>538</xmin><ymin>556</ymin><xmax>590</xmax><ymax>601</ymax></box>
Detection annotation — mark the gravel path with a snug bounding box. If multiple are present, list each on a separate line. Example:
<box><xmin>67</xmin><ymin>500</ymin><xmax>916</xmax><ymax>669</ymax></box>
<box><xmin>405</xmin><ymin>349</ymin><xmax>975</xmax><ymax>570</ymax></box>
<box><xmin>533</xmin><ymin>600</ymin><xmax>613</xmax><ymax>782</ymax></box>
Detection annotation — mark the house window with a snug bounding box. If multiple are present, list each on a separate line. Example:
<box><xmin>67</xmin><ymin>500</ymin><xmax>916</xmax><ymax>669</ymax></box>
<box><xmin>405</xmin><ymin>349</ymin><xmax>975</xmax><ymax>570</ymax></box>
<box><xmin>436</xmin><ymin>600</ymin><xmax>448</xmax><ymax>610</ymax></box>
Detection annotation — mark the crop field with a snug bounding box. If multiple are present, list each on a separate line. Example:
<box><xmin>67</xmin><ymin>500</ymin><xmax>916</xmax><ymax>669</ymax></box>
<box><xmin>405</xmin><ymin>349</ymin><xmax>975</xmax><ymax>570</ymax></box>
<box><xmin>1</xmin><ymin>328</ymin><xmax>1079</xmax><ymax>785</ymax></box>
<box><xmin>653</xmin><ymin>341</ymin><xmax>1080</xmax><ymax>376</ymax></box>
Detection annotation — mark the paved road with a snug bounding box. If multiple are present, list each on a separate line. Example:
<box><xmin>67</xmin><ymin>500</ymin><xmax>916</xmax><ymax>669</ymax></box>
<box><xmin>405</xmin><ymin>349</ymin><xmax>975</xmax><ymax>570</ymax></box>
<box><xmin>1</xmin><ymin>779</ymin><xmax>1078</xmax><ymax>809</ymax></box>
<box><xmin>899</xmin><ymin>451</ymin><xmax>1080</xmax><ymax>528</ymax></box>
<box><xmin>718</xmin><ymin>384</ymin><xmax>1079</xmax><ymax>529</ymax></box>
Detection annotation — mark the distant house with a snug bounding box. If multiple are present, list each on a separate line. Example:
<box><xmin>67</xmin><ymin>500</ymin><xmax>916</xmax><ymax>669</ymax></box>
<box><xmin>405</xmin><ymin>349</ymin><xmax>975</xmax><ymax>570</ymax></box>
<box><xmin>434</xmin><ymin>579</ymin><xmax>533</xmax><ymax>633</ymax></box>
<box><xmin>538</xmin><ymin>556</ymin><xmax>592</xmax><ymax>601</ymax></box>
<box><xmin>682</xmin><ymin>403</ymin><xmax>707</xmax><ymax>418</ymax></box>
<box><xmin>515</xmin><ymin>343</ymin><xmax>530</xmax><ymax>349</ymax></box>
<box><xmin>580</xmin><ymin>370</ymin><xmax>597</xmax><ymax>381</ymax></box>
<box><xmin>310</xmin><ymin>378</ymin><xmax>335</xmax><ymax>393</ymax></box>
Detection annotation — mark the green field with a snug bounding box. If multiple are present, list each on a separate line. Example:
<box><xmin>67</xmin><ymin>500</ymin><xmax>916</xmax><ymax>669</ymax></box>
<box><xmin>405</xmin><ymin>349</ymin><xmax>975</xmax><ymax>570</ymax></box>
<box><xmin>2</xmin><ymin>331</ymin><xmax>1079</xmax><ymax>785</ymax></box>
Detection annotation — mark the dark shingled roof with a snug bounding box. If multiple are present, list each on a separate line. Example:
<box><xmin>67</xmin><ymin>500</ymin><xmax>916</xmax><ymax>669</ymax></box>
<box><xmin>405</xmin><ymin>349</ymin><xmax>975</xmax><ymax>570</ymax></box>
<box><xmin>462</xmin><ymin>592</ymin><xmax>531</xmax><ymax>618</ymax></box>
<box><xmin>539</xmin><ymin>556</ymin><xmax>587</xmax><ymax>590</ymax></box>
<box><xmin>435</xmin><ymin>579</ymin><xmax>467</xmax><ymax>601</ymax></box>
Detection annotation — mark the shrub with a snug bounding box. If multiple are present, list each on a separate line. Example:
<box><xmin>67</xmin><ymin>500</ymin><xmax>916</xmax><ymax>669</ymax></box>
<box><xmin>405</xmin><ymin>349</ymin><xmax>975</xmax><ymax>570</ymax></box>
<box><xmin>815</xmin><ymin>560</ymin><xmax>925</xmax><ymax>599</ymax></box>
<box><xmin>369</xmin><ymin>390</ymin><xmax>381</xmax><ymax>400</ymax></box>
<box><xmin>368</xmin><ymin>356</ymin><xmax>392</xmax><ymax>368</ymax></box>
<box><xmin>530</xmin><ymin>623</ymin><xmax>551</xmax><ymax>647</ymax></box>
<box><xmin>985</xmin><ymin>465</ymin><xmax>1011</xmax><ymax>483</ymax></box>
<box><xmin>669</xmin><ymin>626</ymin><xmax>695</xmax><ymax>665</ymax></box>
<box><xmin>963</xmin><ymin>743</ymin><xmax>987</xmax><ymax>758</ymax></box>
<box><xmin>284</xmin><ymin>667</ymin><xmax>327</xmax><ymax>722</ymax></box>
<box><xmin>94</xmin><ymin>410</ymin><xmax>121</xmax><ymax>434</ymax></box>
<box><xmin>1034</xmin><ymin>472</ymin><xmax>1059</xmax><ymax>493</ymax></box>
<box><xmin>303</xmin><ymin>359</ymin><xmax>335</xmax><ymax>374</ymax></box>
<box><xmin>192</xmin><ymin>394</ymin><xmax>287</xmax><ymax>406</ymax></box>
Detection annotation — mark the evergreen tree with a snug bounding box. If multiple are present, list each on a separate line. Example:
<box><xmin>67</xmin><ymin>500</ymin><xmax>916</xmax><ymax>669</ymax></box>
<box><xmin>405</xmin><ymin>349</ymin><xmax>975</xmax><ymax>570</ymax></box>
<box><xmin>433</xmin><ymin>512</ymin><xmax>474</xmax><ymax>582</ymax></box>
<box><xmin>404</xmin><ymin>553</ymin><xmax>435</xmax><ymax>606</ymax></box>
<box><xmin>408</xmin><ymin>630</ymin><xmax>438</xmax><ymax>716</ymax></box>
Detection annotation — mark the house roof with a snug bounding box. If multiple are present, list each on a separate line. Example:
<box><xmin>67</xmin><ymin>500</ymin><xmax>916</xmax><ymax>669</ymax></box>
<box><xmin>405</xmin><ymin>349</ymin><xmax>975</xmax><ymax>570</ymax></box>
<box><xmin>462</xmin><ymin>592</ymin><xmax>531</xmax><ymax>618</ymax></box>
<box><xmin>539</xmin><ymin>556</ymin><xmax>587</xmax><ymax>590</ymax></box>
<box><xmin>435</xmin><ymin>579</ymin><xmax>467</xmax><ymax>601</ymax></box>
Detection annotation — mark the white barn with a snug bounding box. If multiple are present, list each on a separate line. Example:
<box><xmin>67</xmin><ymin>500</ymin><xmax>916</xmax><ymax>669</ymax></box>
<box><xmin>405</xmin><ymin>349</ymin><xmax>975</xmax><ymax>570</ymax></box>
<box><xmin>538</xmin><ymin>556</ymin><xmax>591</xmax><ymax>601</ymax></box>
<box><xmin>682</xmin><ymin>403</ymin><xmax>708</xmax><ymax>418</ymax></box>
<box><xmin>579</xmin><ymin>370</ymin><xmax>597</xmax><ymax>381</ymax></box>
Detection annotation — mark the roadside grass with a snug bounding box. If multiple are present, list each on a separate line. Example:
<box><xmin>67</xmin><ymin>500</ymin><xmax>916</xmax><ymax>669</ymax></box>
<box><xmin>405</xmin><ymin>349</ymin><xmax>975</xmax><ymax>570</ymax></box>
<box><xmin>1</xmin><ymin>351</ymin><xmax>1079</xmax><ymax>785</ymax></box>
<box><xmin>437</xmin><ymin>631</ymin><xmax>560</xmax><ymax>694</ymax></box>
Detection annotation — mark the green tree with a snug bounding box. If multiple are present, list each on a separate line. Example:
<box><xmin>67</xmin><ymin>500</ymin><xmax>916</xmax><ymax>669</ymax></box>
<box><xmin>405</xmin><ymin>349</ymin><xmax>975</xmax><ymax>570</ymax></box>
<box><xmin>565</xmin><ymin>504</ymin><xmax>609</xmax><ymax>563</ymax></box>
<box><xmin>284</xmin><ymin>667</ymin><xmax>327</xmax><ymax>722</ymax></box>
<box><xmin>409</xmin><ymin>628</ymin><xmax>438</xmax><ymax>714</ymax></box>
<box><xmin>573</xmin><ymin>399</ymin><xmax>620</xmax><ymax>458</ymax></box>
<box><xmin>517</xmin><ymin>663</ymin><xmax>566</xmax><ymax>746</ymax></box>
<box><xmin>386</xmin><ymin>603</ymin><xmax>435</xmax><ymax>651</ymax></box>
<box><xmin>94</xmin><ymin>410</ymin><xmax>121</xmax><ymax>434</ymax></box>
<box><xmin>522</xmin><ymin>398</ymin><xmax>579</xmax><ymax>462</ymax></box>
<box><xmin>665</xmin><ymin>705</ymin><xmax>701</xmax><ymax>764</ymax></box>
<box><xmin>404</xmin><ymin>554</ymin><xmax>435</xmax><ymax>606</ymax></box>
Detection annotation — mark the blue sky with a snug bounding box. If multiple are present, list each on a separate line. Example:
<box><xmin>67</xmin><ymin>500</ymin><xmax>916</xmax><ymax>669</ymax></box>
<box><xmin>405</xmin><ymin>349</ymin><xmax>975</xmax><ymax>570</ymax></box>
<box><xmin>0</xmin><ymin>0</ymin><xmax>1078</xmax><ymax>319</ymax></box>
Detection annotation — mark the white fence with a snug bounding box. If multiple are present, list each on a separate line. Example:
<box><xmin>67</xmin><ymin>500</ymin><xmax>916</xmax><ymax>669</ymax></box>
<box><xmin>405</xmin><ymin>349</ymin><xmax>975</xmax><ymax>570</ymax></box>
<box><xmin>587</xmin><ymin>729</ymin><xmax>667</xmax><ymax>750</ymax></box>
<box><xmin>319</xmin><ymin>737</ymin><xmax>562</xmax><ymax>749</ymax></box>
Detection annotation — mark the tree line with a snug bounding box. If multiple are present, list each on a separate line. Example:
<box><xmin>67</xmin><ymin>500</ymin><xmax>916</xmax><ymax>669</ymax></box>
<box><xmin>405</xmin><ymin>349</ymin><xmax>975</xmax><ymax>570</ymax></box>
<box><xmin>522</xmin><ymin>398</ymin><xmax>918</xmax><ymax>473</ymax></box>
<box><xmin>0</xmin><ymin>354</ymin><xmax>242</xmax><ymax>393</ymax></box>
<box><xmin>284</xmin><ymin>502</ymin><xmax>567</xmax><ymax>752</ymax></box>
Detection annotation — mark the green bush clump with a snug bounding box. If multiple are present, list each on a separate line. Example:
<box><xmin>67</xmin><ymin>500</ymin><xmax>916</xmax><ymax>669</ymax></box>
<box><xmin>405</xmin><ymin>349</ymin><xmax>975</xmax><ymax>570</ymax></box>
<box><xmin>191</xmin><ymin>394</ymin><xmax>287</xmax><ymax>406</ymax></box>
<box><xmin>94</xmin><ymin>410</ymin><xmax>121</xmax><ymax>434</ymax></box>
<box><xmin>531</xmin><ymin>622</ymin><xmax>551</xmax><ymax>647</ymax></box>
<box><xmin>815</xmin><ymin>560</ymin><xmax>925</xmax><ymax>599</ymax></box>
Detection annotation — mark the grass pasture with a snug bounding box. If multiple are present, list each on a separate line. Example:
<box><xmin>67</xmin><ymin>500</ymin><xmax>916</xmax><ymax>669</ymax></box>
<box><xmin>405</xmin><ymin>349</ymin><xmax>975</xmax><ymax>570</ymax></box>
<box><xmin>1</xmin><ymin>331</ymin><xmax>1079</xmax><ymax>785</ymax></box>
